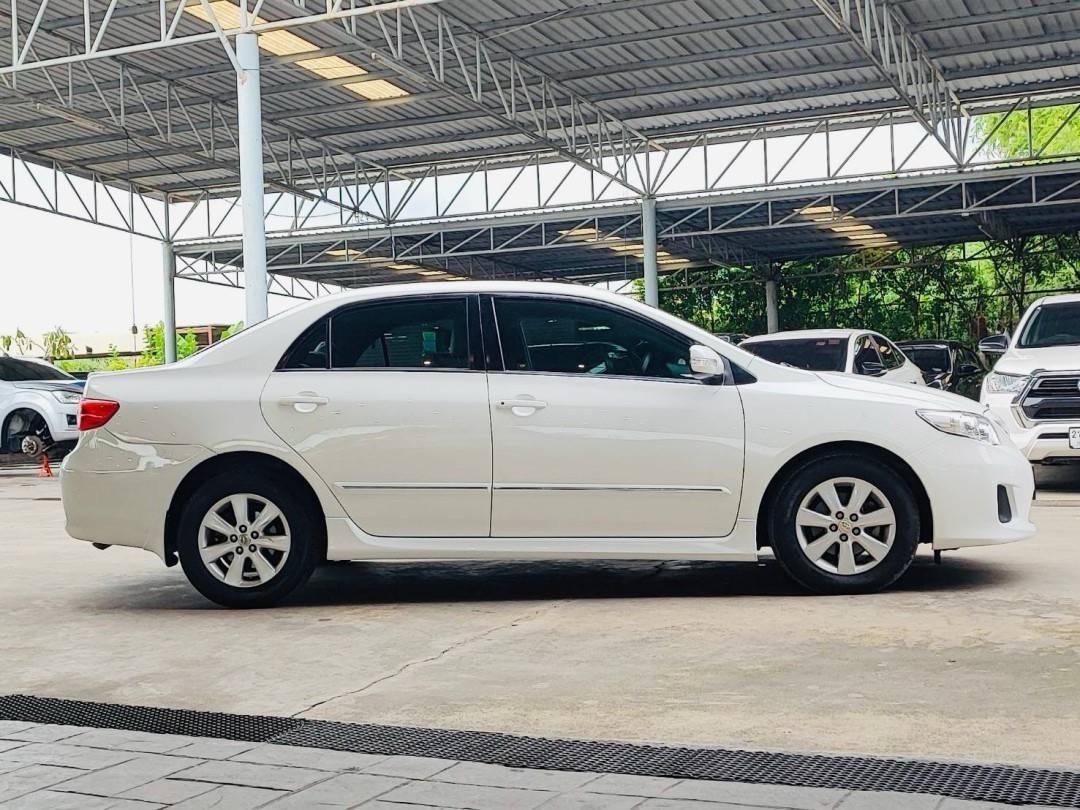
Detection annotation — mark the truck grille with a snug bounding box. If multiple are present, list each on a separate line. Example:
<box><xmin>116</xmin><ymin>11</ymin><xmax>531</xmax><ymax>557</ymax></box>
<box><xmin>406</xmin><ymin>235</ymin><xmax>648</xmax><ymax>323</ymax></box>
<box><xmin>1020</xmin><ymin>374</ymin><xmax>1080</xmax><ymax>421</ymax></box>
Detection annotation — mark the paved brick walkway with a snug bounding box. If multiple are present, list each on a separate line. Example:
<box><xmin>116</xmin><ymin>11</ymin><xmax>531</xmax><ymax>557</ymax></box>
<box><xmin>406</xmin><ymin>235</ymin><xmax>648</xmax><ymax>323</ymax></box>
<box><xmin>0</xmin><ymin>721</ymin><xmax>1061</xmax><ymax>809</ymax></box>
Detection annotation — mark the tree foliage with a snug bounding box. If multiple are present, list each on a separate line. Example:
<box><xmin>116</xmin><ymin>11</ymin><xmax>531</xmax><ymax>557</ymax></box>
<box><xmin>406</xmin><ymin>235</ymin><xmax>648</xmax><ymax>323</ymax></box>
<box><xmin>140</xmin><ymin>322</ymin><xmax>199</xmax><ymax>366</ymax></box>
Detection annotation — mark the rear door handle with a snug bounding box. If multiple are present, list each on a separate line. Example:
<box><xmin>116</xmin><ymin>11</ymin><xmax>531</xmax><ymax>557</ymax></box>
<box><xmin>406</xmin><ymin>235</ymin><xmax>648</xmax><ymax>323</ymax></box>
<box><xmin>497</xmin><ymin>398</ymin><xmax>548</xmax><ymax>415</ymax></box>
<box><xmin>279</xmin><ymin>393</ymin><xmax>329</xmax><ymax>413</ymax></box>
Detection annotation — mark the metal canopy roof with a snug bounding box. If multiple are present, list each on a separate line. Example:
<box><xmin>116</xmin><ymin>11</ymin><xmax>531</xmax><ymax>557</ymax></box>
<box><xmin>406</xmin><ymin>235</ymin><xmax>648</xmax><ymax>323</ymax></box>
<box><xmin>3</xmin><ymin>0</ymin><xmax>1079</xmax><ymax>193</ymax></box>
<box><xmin>2</xmin><ymin>0</ymin><xmax>1080</xmax><ymax>297</ymax></box>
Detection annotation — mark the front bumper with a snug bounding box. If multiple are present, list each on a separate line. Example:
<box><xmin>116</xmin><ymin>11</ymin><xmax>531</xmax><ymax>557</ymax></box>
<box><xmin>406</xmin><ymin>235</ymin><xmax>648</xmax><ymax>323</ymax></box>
<box><xmin>985</xmin><ymin>393</ymin><xmax>1080</xmax><ymax>463</ymax></box>
<box><xmin>910</xmin><ymin>436</ymin><xmax>1035</xmax><ymax>550</ymax></box>
<box><xmin>61</xmin><ymin>429</ymin><xmax>213</xmax><ymax>561</ymax></box>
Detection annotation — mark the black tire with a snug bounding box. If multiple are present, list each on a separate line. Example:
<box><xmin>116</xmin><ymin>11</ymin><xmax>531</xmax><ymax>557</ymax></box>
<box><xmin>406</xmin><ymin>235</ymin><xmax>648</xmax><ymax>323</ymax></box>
<box><xmin>177</xmin><ymin>471</ymin><xmax>322</xmax><ymax>608</ymax></box>
<box><xmin>767</xmin><ymin>454</ymin><xmax>920</xmax><ymax>594</ymax></box>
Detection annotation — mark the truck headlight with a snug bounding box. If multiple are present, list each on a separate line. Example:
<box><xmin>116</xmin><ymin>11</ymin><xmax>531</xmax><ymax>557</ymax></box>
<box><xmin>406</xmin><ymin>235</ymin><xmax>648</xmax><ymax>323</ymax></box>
<box><xmin>50</xmin><ymin>390</ymin><xmax>83</xmax><ymax>405</ymax></box>
<box><xmin>918</xmin><ymin>410</ymin><xmax>1000</xmax><ymax>445</ymax></box>
<box><xmin>985</xmin><ymin>372</ymin><xmax>1028</xmax><ymax>394</ymax></box>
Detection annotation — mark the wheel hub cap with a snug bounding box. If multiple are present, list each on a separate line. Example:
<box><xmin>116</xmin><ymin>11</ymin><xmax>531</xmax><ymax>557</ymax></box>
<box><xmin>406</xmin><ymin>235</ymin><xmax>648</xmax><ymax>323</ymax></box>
<box><xmin>198</xmin><ymin>494</ymin><xmax>292</xmax><ymax>589</ymax></box>
<box><xmin>795</xmin><ymin>477</ymin><xmax>896</xmax><ymax>576</ymax></box>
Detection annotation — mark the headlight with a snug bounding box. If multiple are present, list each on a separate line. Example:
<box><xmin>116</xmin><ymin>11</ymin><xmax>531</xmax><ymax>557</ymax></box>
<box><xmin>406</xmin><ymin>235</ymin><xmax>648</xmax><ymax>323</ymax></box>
<box><xmin>50</xmin><ymin>390</ymin><xmax>82</xmax><ymax>405</ymax></box>
<box><xmin>918</xmin><ymin>410</ymin><xmax>1000</xmax><ymax>445</ymax></box>
<box><xmin>984</xmin><ymin>372</ymin><xmax>1028</xmax><ymax>394</ymax></box>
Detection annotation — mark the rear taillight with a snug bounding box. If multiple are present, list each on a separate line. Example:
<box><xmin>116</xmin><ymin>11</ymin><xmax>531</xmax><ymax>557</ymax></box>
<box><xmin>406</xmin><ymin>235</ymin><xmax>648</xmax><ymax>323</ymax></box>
<box><xmin>77</xmin><ymin>399</ymin><xmax>119</xmax><ymax>431</ymax></box>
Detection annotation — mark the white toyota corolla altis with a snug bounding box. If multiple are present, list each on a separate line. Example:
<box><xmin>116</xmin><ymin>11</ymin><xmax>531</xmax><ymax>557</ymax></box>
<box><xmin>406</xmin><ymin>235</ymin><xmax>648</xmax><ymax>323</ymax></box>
<box><xmin>62</xmin><ymin>282</ymin><xmax>1035</xmax><ymax>607</ymax></box>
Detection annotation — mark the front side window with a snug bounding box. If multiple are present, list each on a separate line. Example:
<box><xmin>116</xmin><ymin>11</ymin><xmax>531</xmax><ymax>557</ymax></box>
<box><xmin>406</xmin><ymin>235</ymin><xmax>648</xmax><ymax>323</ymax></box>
<box><xmin>331</xmin><ymin>298</ymin><xmax>470</xmax><ymax>369</ymax></box>
<box><xmin>1018</xmin><ymin>302</ymin><xmax>1080</xmax><ymax>348</ymax></box>
<box><xmin>873</xmin><ymin>335</ymin><xmax>903</xmax><ymax>369</ymax></box>
<box><xmin>742</xmin><ymin>338</ymin><xmax>847</xmax><ymax>371</ymax></box>
<box><xmin>493</xmin><ymin>297</ymin><xmax>691</xmax><ymax>379</ymax></box>
<box><xmin>853</xmin><ymin>335</ymin><xmax>882</xmax><ymax>374</ymax></box>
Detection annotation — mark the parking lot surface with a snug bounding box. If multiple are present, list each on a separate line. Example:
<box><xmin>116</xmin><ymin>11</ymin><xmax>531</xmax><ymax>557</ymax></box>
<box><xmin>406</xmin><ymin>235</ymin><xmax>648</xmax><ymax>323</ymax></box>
<box><xmin>2</xmin><ymin>470</ymin><xmax>1080</xmax><ymax>771</ymax></box>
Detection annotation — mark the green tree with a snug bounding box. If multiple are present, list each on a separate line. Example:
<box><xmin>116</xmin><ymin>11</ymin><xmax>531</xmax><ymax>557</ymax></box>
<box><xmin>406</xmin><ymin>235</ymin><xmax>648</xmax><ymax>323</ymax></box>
<box><xmin>973</xmin><ymin>102</ymin><xmax>1080</xmax><ymax>160</ymax></box>
<box><xmin>41</xmin><ymin>327</ymin><xmax>74</xmax><ymax>361</ymax></box>
<box><xmin>140</xmin><ymin>323</ymin><xmax>198</xmax><ymax>366</ymax></box>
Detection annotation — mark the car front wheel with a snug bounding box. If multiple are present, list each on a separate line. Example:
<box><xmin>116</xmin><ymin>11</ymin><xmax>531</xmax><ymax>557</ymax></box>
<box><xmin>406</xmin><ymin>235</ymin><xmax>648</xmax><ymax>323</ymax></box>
<box><xmin>177</xmin><ymin>472</ymin><xmax>321</xmax><ymax>608</ymax></box>
<box><xmin>767</xmin><ymin>454</ymin><xmax>920</xmax><ymax>594</ymax></box>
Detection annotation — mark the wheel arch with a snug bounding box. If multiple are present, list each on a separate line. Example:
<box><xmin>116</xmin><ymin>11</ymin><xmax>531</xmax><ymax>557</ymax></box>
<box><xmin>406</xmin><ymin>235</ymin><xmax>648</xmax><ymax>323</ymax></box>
<box><xmin>1</xmin><ymin>406</ymin><xmax>47</xmax><ymax>453</ymax></box>
<box><xmin>164</xmin><ymin>451</ymin><xmax>327</xmax><ymax>567</ymax></box>
<box><xmin>755</xmin><ymin>441</ymin><xmax>933</xmax><ymax>548</ymax></box>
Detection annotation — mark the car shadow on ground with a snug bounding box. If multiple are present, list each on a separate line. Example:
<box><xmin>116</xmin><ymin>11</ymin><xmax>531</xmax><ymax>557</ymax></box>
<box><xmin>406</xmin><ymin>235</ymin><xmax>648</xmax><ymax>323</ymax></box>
<box><xmin>1035</xmin><ymin>464</ymin><xmax>1080</xmax><ymax>492</ymax></box>
<box><xmin>88</xmin><ymin>553</ymin><xmax>1016</xmax><ymax>611</ymax></box>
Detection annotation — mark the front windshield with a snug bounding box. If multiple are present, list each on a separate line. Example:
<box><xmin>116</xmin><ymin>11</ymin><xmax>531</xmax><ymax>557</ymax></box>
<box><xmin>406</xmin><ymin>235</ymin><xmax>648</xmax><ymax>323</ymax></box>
<box><xmin>903</xmin><ymin>347</ymin><xmax>950</xmax><ymax>374</ymax></box>
<box><xmin>742</xmin><ymin>337</ymin><xmax>848</xmax><ymax>371</ymax></box>
<box><xmin>0</xmin><ymin>357</ymin><xmax>74</xmax><ymax>382</ymax></box>
<box><xmin>1018</xmin><ymin>302</ymin><xmax>1080</xmax><ymax>348</ymax></box>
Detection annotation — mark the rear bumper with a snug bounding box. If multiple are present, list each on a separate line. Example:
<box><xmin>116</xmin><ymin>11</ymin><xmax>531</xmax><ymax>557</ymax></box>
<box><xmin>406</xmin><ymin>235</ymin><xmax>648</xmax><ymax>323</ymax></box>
<box><xmin>61</xmin><ymin>430</ymin><xmax>212</xmax><ymax>561</ymax></box>
<box><xmin>910</xmin><ymin>437</ymin><xmax>1035</xmax><ymax>550</ymax></box>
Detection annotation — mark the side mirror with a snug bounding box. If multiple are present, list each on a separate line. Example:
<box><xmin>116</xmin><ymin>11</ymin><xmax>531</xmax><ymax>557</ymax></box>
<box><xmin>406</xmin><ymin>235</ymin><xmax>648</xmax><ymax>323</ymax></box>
<box><xmin>858</xmin><ymin>361</ymin><xmax>888</xmax><ymax>377</ymax></box>
<box><xmin>689</xmin><ymin>345</ymin><xmax>726</xmax><ymax>385</ymax></box>
<box><xmin>978</xmin><ymin>334</ymin><xmax>1009</xmax><ymax>355</ymax></box>
<box><xmin>957</xmin><ymin>363</ymin><xmax>980</xmax><ymax>377</ymax></box>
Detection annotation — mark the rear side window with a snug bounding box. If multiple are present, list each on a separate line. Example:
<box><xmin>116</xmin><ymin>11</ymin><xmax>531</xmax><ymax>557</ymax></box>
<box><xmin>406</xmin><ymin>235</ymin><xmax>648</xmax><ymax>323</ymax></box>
<box><xmin>331</xmin><ymin>298</ymin><xmax>470</xmax><ymax>370</ymax></box>
<box><xmin>279</xmin><ymin>320</ymin><xmax>329</xmax><ymax>370</ymax></box>
<box><xmin>742</xmin><ymin>338</ymin><xmax>847</xmax><ymax>372</ymax></box>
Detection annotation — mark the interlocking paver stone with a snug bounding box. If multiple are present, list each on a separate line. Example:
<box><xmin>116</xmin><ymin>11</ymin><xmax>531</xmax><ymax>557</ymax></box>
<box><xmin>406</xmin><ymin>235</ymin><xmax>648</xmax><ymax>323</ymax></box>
<box><xmin>0</xmin><ymin>765</ymin><xmax>85</xmax><ymax>803</ymax></box>
<box><xmin>838</xmin><ymin>791</ymin><xmax>940</xmax><ymax>809</ymax></box>
<box><xmin>168</xmin><ymin>784</ymin><xmax>286</xmax><ymax>809</ymax></box>
<box><xmin>177</xmin><ymin>759</ymin><xmax>326</xmax><ymax>791</ymax></box>
<box><xmin>119</xmin><ymin>778</ymin><xmax>218</xmax><ymax>804</ymax></box>
<box><xmin>49</xmin><ymin>753</ymin><xmax>202</xmax><ymax>797</ymax></box>
<box><xmin>361</xmin><ymin>755</ymin><xmax>456</xmax><ymax>779</ymax></box>
<box><xmin>0</xmin><ymin>727</ymin><xmax>88</xmax><ymax>744</ymax></box>
<box><xmin>663</xmin><ymin>780</ymin><xmax>847</xmax><ymax>808</ymax></box>
<box><xmin>583</xmin><ymin>773</ymin><xmax>681</xmax><ymax>797</ymax></box>
<box><xmin>64</xmin><ymin>729</ymin><xmax>196</xmax><ymax>754</ymax></box>
<box><xmin>383</xmin><ymin>779</ymin><xmax>556</xmax><ymax>809</ymax></box>
<box><xmin>536</xmin><ymin>791</ymin><xmax>645</xmax><ymax>809</ymax></box>
<box><xmin>167</xmin><ymin>738</ymin><xmax>259</xmax><ymax>760</ymax></box>
<box><xmin>0</xmin><ymin>789</ymin><xmax>163</xmax><ymax>809</ymax></box>
<box><xmin>433</xmin><ymin>761</ymin><xmax>598</xmax><ymax>792</ymax></box>
<box><xmin>262</xmin><ymin>772</ymin><xmax>403</xmax><ymax>807</ymax></box>
<box><xmin>0</xmin><ymin>743</ymin><xmax>136</xmax><ymax>770</ymax></box>
<box><xmin>230</xmin><ymin>743</ymin><xmax>387</xmax><ymax>771</ymax></box>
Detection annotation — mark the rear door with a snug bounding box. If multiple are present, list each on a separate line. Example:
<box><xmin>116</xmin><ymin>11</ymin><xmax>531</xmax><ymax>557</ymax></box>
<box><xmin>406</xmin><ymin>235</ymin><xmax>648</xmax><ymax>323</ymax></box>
<box><xmin>484</xmin><ymin>294</ymin><xmax>745</xmax><ymax>538</ymax></box>
<box><xmin>260</xmin><ymin>294</ymin><xmax>492</xmax><ymax>538</ymax></box>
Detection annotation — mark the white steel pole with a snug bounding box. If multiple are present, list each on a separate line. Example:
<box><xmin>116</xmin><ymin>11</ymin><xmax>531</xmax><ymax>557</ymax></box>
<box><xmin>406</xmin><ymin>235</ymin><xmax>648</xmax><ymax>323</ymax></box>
<box><xmin>641</xmin><ymin>196</ymin><xmax>659</xmax><ymax>308</ymax></box>
<box><xmin>162</xmin><ymin>240</ymin><xmax>177</xmax><ymax>364</ymax></box>
<box><xmin>236</xmin><ymin>32</ymin><xmax>268</xmax><ymax>326</ymax></box>
<box><xmin>765</xmin><ymin>276</ymin><xmax>780</xmax><ymax>333</ymax></box>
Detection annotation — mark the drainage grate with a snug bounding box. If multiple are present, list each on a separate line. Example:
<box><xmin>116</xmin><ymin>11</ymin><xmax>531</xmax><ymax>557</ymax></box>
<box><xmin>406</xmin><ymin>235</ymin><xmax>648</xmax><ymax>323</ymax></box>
<box><xmin>2</xmin><ymin>694</ymin><xmax>1079</xmax><ymax>807</ymax></box>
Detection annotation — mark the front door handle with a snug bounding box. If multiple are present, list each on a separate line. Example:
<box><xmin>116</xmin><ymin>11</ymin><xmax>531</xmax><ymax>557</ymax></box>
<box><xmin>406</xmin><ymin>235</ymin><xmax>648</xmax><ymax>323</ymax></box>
<box><xmin>497</xmin><ymin>398</ymin><xmax>548</xmax><ymax>416</ymax></box>
<box><xmin>279</xmin><ymin>393</ymin><xmax>329</xmax><ymax>414</ymax></box>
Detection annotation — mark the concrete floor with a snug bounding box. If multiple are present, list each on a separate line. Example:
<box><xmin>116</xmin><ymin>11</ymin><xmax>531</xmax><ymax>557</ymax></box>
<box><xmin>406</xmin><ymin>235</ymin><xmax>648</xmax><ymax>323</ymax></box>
<box><xmin>2</xmin><ymin>470</ymin><xmax>1079</xmax><ymax>771</ymax></box>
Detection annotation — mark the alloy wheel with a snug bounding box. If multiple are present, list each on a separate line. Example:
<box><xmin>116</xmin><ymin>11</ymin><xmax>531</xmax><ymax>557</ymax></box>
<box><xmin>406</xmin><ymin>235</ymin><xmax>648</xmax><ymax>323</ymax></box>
<box><xmin>198</xmin><ymin>493</ymin><xmax>292</xmax><ymax>588</ymax></box>
<box><xmin>794</xmin><ymin>477</ymin><xmax>896</xmax><ymax>576</ymax></box>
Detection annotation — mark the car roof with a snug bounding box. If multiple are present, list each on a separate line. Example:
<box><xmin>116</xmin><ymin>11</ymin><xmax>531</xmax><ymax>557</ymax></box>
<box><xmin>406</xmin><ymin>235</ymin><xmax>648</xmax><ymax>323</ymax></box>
<box><xmin>895</xmin><ymin>340</ymin><xmax>965</xmax><ymax>349</ymax></box>
<box><xmin>741</xmin><ymin>328</ymin><xmax>860</xmax><ymax>344</ymax></box>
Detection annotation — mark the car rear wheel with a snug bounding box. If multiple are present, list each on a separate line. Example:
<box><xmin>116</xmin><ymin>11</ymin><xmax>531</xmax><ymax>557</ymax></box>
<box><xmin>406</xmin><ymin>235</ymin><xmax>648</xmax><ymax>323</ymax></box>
<box><xmin>767</xmin><ymin>454</ymin><xmax>920</xmax><ymax>594</ymax></box>
<box><xmin>177</xmin><ymin>472</ymin><xmax>321</xmax><ymax>608</ymax></box>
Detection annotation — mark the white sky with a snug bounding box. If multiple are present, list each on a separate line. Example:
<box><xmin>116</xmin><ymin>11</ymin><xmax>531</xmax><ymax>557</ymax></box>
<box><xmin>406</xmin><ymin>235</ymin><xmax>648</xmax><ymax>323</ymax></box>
<box><xmin>0</xmin><ymin>119</ymin><xmax>953</xmax><ymax>344</ymax></box>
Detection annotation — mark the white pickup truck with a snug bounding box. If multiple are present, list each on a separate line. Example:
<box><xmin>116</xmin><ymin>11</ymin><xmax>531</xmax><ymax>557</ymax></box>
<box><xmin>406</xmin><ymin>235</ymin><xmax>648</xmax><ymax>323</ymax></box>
<box><xmin>980</xmin><ymin>293</ymin><xmax>1080</xmax><ymax>463</ymax></box>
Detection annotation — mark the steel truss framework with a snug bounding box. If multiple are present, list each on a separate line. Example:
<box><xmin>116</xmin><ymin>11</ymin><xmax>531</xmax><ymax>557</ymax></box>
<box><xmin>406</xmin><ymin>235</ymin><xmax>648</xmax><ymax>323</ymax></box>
<box><xmin>0</xmin><ymin>0</ymin><xmax>1079</xmax><ymax>308</ymax></box>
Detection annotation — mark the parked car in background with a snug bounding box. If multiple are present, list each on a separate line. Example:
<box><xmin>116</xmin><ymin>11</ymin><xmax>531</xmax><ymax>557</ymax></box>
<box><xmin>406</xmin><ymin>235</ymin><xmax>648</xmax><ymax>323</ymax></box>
<box><xmin>741</xmin><ymin>329</ymin><xmax>925</xmax><ymax>385</ymax></box>
<box><xmin>0</xmin><ymin>355</ymin><xmax>84</xmax><ymax>455</ymax></box>
<box><xmin>896</xmin><ymin>340</ymin><xmax>986</xmax><ymax>399</ymax></box>
<box><xmin>62</xmin><ymin>282</ymin><xmax>1031</xmax><ymax>608</ymax></box>
<box><xmin>713</xmin><ymin>332</ymin><xmax>749</xmax><ymax>345</ymax></box>
<box><xmin>980</xmin><ymin>293</ymin><xmax>1080</xmax><ymax>463</ymax></box>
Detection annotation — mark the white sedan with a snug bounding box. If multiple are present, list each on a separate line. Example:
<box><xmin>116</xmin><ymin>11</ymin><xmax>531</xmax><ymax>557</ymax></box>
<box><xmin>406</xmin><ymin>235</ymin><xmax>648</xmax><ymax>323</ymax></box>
<box><xmin>62</xmin><ymin>282</ymin><xmax>1034</xmax><ymax>607</ymax></box>
<box><xmin>741</xmin><ymin>329</ymin><xmax>925</xmax><ymax>385</ymax></box>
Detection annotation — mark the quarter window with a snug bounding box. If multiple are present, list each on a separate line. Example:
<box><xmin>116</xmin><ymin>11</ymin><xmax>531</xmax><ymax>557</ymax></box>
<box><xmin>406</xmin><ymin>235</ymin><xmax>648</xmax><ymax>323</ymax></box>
<box><xmin>873</xmin><ymin>335</ymin><xmax>903</xmax><ymax>369</ymax></box>
<box><xmin>853</xmin><ymin>335</ymin><xmax>882</xmax><ymax>373</ymax></box>
<box><xmin>493</xmin><ymin>297</ymin><xmax>691</xmax><ymax>379</ymax></box>
<box><xmin>331</xmin><ymin>298</ymin><xmax>470</xmax><ymax>369</ymax></box>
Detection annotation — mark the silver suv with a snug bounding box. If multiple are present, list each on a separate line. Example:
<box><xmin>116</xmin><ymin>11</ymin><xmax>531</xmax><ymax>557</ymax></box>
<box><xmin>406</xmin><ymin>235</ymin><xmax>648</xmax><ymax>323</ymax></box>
<box><xmin>0</xmin><ymin>355</ymin><xmax>84</xmax><ymax>455</ymax></box>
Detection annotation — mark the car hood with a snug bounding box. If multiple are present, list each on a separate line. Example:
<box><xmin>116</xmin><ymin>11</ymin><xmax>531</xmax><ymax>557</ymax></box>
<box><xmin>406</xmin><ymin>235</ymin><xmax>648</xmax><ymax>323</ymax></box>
<box><xmin>10</xmin><ymin>380</ymin><xmax>84</xmax><ymax>393</ymax></box>
<box><xmin>993</xmin><ymin>345</ymin><xmax>1080</xmax><ymax>375</ymax></box>
<box><xmin>814</xmin><ymin>372</ymin><xmax>980</xmax><ymax>410</ymax></box>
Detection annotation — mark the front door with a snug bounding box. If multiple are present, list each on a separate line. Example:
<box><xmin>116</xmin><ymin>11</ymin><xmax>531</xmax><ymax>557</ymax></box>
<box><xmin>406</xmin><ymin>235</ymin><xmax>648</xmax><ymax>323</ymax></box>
<box><xmin>260</xmin><ymin>294</ymin><xmax>492</xmax><ymax>538</ymax></box>
<box><xmin>485</xmin><ymin>295</ymin><xmax>745</xmax><ymax>538</ymax></box>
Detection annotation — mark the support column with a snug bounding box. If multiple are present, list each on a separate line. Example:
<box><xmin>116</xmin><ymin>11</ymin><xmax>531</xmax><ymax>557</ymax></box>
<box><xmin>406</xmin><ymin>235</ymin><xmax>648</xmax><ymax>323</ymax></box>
<box><xmin>765</xmin><ymin>275</ymin><xmax>780</xmax><ymax>334</ymax></box>
<box><xmin>641</xmin><ymin>196</ymin><xmax>659</xmax><ymax>308</ymax></box>
<box><xmin>162</xmin><ymin>241</ymin><xmax>177</xmax><ymax>365</ymax></box>
<box><xmin>236</xmin><ymin>32</ymin><xmax>268</xmax><ymax>326</ymax></box>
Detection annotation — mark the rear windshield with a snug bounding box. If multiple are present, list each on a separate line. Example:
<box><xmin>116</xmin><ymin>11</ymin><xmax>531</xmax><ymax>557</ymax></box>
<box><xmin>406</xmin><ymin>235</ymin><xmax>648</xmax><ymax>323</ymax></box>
<box><xmin>902</xmin><ymin>347</ymin><xmax>950</xmax><ymax>373</ymax></box>
<box><xmin>742</xmin><ymin>337</ymin><xmax>848</xmax><ymax>371</ymax></box>
<box><xmin>0</xmin><ymin>358</ymin><xmax>73</xmax><ymax>382</ymax></box>
<box><xmin>1018</xmin><ymin>302</ymin><xmax>1080</xmax><ymax>348</ymax></box>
